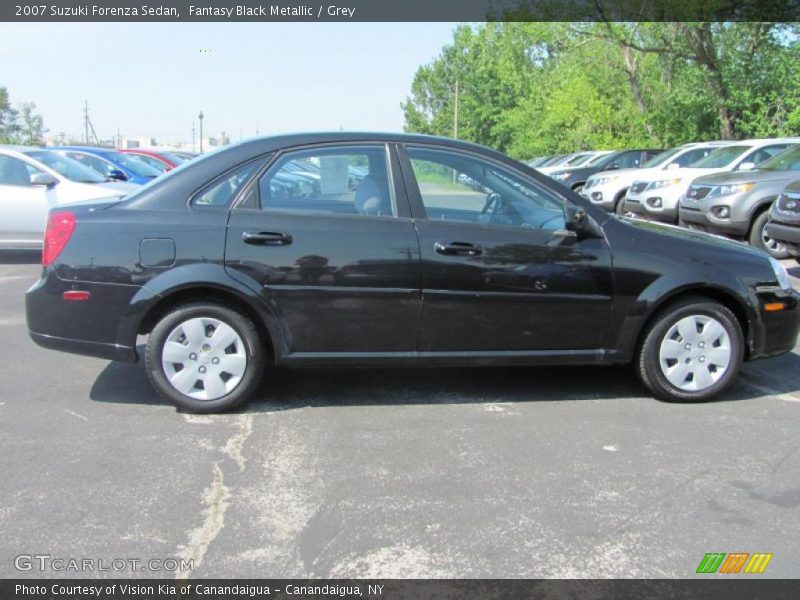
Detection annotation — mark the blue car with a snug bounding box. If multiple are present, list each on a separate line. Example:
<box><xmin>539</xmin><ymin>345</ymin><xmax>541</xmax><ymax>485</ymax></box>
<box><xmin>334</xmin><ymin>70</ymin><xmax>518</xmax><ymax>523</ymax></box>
<box><xmin>47</xmin><ymin>146</ymin><xmax>161</xmax><ymax>185</ymax></box>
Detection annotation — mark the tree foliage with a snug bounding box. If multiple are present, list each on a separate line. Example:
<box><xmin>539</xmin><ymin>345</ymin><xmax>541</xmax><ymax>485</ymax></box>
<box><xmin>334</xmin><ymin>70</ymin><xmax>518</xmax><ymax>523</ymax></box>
<box><xmin>402</xmin><ymin>23</ymin><xmax>800</xmax><ymax>160</ymax></box>
<box><xmin>0</xmin><ymin>85</ymin><xmax>46</xmax><ymax>145</ymax></box>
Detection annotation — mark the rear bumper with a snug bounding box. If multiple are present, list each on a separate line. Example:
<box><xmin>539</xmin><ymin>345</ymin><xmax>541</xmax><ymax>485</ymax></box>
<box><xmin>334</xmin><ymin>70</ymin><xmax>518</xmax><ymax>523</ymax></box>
<box><xmin>28</xmin><ymin>331</ymin><xmax>137</xmax><ymax>362</ymax></box>
<box><xmin>26</xmin><ymin>270</ymin><xmax>143</xmax><ymax>363</ymax></box>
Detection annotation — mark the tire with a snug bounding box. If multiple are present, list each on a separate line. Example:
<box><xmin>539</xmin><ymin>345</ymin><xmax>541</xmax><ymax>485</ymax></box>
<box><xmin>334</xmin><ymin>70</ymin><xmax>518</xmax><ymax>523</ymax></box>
<box><xmin>145</xmin><ymin>302</ymin><xmax>266</xmax><ymax>413</ymax></box>
<box><xmin>749</xmin><ymin>209</ymin><xmax>789</xmax><ymax>259</ymax></box>
<box><xmin>572</xmin><ymin>183</ymin><xmax>584</xmax><ymax>194</ymax></box>
<box><xmin>614</xmin><ymin>192</ymin><xmax>627</xmax><ymax>216</ymax></box>
<box><xmin>636</xmin><ymin>297</ymin><xmax>744</xmax><ymax>403</ymax></box>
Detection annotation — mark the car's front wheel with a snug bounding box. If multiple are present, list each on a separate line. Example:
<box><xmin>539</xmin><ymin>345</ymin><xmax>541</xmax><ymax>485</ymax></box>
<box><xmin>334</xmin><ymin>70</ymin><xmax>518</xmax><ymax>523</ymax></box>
<box><xmin>145</xmin><ymin>302</ymin><xmax>265</xmax><ymax>413</ymax></box>
<box><xmin>750</xmin><ymin>210</ymin><xmax>789</xmax><ymax>259</ymax></box>
<box><xmin>636</xmin><ymin>297</ymin><xmax>744</xmax><ymax>402</ymax></box>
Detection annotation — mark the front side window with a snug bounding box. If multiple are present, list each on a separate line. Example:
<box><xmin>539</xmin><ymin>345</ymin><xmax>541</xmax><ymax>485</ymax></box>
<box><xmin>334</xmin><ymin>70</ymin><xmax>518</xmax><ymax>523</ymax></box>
<box><xmin>407</xmin><ymin>146</ymin><xmax>566</xmax><ymax>231</ymax></box>
<box><xmin>258</xmin><ymin>145</ymin><xmax>394</xmax><ymax>217</ymax></box>
<box><xmin>612</xmin><ymin>151</ymin><xmax>642</xmax><ymax>169</ymax></box>
<box><xmin>0</xmin><ymin>155</ymin><xmax>41</xmax><ymax>186</ymax></box>
<box><xmin>676</xmin><ymin>147</ymin><xmax>718</xmax><ymax>167</ymax></box>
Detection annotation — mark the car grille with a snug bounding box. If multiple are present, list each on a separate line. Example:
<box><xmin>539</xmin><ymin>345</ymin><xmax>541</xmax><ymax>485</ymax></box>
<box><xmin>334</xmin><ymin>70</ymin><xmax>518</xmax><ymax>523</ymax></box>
<box><xmin>630</xmin><ymin>182</ymin><xmax>647</xmax><ymax>194</ymax></box>
<box><xmin>776</xmin><ymin>192</ymin><xmax>800</xmax><ymax>215</ymax></box>
<box><xmin>686</xmin><ymin>186</ymin><xmax>712</xmax><ymax>200</ymax></box>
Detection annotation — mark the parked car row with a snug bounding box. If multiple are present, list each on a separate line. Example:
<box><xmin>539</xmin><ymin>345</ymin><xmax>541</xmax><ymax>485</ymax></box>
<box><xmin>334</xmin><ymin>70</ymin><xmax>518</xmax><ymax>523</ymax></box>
<box><xmin>532</xmin><ymin>139</ymin><xmax>800</xmax><ymax>260</ymax></box>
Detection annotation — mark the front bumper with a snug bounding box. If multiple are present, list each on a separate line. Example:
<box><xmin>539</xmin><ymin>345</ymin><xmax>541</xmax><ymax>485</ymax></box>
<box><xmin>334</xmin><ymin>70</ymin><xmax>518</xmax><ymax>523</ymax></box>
<box><xmin>678</xmin><ymin>190</ymin><xmax>753</xmax><ymax>236</ymax></box>
<box><xmin>765</xmin><ymin>221</ymin><xmax>800</xmax><ymax>256</ymax></box>
<box><xmin>753</xmin><ymin>289</ymin><xmax>800</xmax><ymax>359</ymax></box>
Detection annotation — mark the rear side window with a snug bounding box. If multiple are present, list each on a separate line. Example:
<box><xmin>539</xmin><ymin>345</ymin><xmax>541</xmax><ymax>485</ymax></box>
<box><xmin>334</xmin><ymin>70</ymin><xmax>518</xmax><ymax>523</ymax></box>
<box><xmin>193</xmin><ymin>159</ymin><xmax>263</xmax><ymax>208</ymax></box>
<box><xmin>675</xmin><ymin>147</ymin><xmax>717</xmax><ymax>167</ymax></box>
<box><xmin>257</xmin><ymin>145</ymin><xmax>395</xmax><ymax>217</ymax></box>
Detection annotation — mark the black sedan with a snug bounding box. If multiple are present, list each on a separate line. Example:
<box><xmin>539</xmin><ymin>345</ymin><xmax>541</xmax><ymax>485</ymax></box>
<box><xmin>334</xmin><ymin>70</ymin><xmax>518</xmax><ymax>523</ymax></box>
<box><xmin>26</xmin><ymin>133</ymin><xmax>800</xmax><ymax>412</ymax></box>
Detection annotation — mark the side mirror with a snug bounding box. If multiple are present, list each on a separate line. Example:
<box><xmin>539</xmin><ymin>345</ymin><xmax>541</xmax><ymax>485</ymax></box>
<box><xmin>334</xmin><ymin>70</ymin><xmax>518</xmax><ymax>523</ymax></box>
<box><xmin>607</xmin><ymin>163</ymin><xmax>620</xmax><ymax>170</ymax></box>
<box><xmin>738</xmin><ymin>161</ymin><xmax>756</xmax><ymax>171</ymax></box>
<box><xmin>30</xmin><ymin>173</ymin><xmax>58</xmax><ymax>188</ymax></box>
<box><xmin>666</xmin><ymin>162</ymin><xmax>680</xmax><ymax>170</ymax></box>
<box><xmin>107</xmin><ymin>169</ymin><xmax>128</xmax><ymax>181</ymax></box>
<box><xmin>565</xmin><ymin>204</ymin><xmax>589</xmax><ymax>233</ymax></box>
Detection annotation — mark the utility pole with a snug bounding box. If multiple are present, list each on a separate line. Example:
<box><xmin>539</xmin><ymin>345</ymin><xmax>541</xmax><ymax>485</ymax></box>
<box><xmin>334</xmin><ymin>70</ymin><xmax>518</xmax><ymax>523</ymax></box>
<box><xmin>84</xmin><ymin>100</ymin><xmax>90</xmax><ymax>145</ymax></box>
<box><xmin>453</xmin><ymin>79</ymin><xmax>459</xmax><ymax>140</ymax></box>
<box><xmin>116</xmin><ymin>127</ymin><xmax>120</xmax><ymax>149</ymax></box>
<box><xmin>191</xmin><ymin>121</ymin><xmax>196</xmax><ymax>153</ymax></box>
<box><xmin>198</xmin><ymin>111</ymin><xmax>204</xmax><ymax>153</ymax></box>
<box><xmin>255</xmin><ymin>122</ymin><xmax>259</xmax><ymax>137</ymax></box>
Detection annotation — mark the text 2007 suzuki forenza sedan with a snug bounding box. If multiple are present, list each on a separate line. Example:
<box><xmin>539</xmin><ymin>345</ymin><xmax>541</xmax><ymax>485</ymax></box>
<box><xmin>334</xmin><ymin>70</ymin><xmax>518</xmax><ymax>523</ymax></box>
<box><xmin>25</xmin><ymin>133</ymin><xmax>800</xmax><ymax>412</ymax></box>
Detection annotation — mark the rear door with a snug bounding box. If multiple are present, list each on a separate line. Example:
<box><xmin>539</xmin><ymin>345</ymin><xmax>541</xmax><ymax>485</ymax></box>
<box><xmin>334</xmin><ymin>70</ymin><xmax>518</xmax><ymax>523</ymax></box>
<box><xmin>224</xmin><ymin>143</ymin><xmax>422</xmax><ymax>355</ymax></box>
<box><xmin>398</xmin><ymin>144</ymin><xmax>613</xmax><ymax>353</ymax></box>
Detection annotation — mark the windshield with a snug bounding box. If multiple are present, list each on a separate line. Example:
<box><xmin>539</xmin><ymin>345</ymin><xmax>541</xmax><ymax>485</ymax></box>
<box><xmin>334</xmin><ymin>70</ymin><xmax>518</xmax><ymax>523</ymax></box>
<box><xmin>585</xmin><ymin>152</ymin><xmax>612</xmax><ymax>166</ymax></box>
<box><xmin>26</xmin><ymin>150</ymin><xmax>107</xmax><ymax>183</ymax></box>
<box><xmin>159</xmin><ymin>151</ymin><xmax>187</xmax><ymax>164</ymax></box>
<box><xmin>758</xmin><ymin>145</ymin><xmax>800</xmax><ymax>171</ymax></box>
<box><xmin>641</xmin><ymin>147</ymin><xmax>683</xmax><ymax>168</ymax></box>
<box><xmin>691</xmin><ymin>145</ymin><xmax>749</xmax><ymax>168</ymax></box>
<box><xmin>563</xmin><ymin>152</ymin><xmax>594</xmax><ymax>167</ymax></box>
<box><xmin>105</xmin><ymin>152</ymin><xmax>162</xmax><ymax>177</ymax></box>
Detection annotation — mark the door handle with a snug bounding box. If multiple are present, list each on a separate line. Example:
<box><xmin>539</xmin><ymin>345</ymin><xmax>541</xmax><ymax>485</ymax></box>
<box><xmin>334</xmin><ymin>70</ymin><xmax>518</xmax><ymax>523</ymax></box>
<box><xmin>242</xmin><ymin>231</ymin><xmax>293</xmax><ymax>246</ymax></box>
<box><xmin>434</xmin><ymin>241</ymin><xmax>483</xmax><ymax>256</ymax></box>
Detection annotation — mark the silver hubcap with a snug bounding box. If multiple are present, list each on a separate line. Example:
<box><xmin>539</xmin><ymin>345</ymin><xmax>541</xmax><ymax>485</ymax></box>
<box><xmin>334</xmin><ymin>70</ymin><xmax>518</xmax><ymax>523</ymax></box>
<box><xmin>761</xmin><ymin>222</ymin><xmax>786</xmax><ymax>253</ymax></box>
<box><xmin>161</xmin><ymin>317</ymin><xmax>247</xmax><ymax>400</ymax></box>
<box><xmin>658</xmin><ymin>315</ymin><xmax>731</xmax><ymax>392</ymax></box>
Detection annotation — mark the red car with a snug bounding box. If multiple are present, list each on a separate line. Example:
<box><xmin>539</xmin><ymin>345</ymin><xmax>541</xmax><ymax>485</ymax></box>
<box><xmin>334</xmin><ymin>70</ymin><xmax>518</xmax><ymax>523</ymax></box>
<box><xmin>118</xmin><ymin>149</ymin><xmax>188</xmax><ymax>173</ymax></box>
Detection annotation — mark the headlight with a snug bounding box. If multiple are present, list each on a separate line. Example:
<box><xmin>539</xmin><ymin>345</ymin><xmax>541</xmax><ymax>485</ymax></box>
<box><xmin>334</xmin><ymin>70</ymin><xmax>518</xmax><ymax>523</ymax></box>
<box><xmin>717</xmin><ymin>182</ymin><xmax>755</xmax><ymax>196</ymax></box>
<box><xmin>646</xmin><ymin>178</ymin><xmax>682</xmax><ymax>190</ymax></box>
<box><xmin>593</xmin><ymin>175</ymin><xmax>619</xmax><ymax>186</ymax></box>
<box><xmin>769</xmin><ymin>256</ymin><xmax>792</xmax><ymax>291</ymax></box>
<box><xmin>551</xmin><ymin>172</ymin><xmax>571</xmax><ymax>181</ymax></box>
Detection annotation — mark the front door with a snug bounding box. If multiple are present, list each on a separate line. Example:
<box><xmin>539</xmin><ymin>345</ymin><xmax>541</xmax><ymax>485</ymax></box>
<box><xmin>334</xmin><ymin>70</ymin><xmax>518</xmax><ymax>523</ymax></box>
<box><xmin>399</xmin><ymin>144</ymin><xmax>613</xmax><ymax>353</ymax></box>
<box><xmin>224</xmin><ymin>143</ymin><xmax>421</xmax><ymax>355</ymax></box>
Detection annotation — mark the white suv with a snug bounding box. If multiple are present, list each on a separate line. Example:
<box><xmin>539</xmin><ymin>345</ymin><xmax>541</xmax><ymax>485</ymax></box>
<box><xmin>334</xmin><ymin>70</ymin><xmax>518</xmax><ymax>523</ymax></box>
<box><xmin>624</xmin><ymin>139</ymin><xmax>798</xmax><ymax>224</ymax></box>
<box><xmin>581</xmin><ymin>142</ymin><xmax>731</xmax><ymax>215</ymax></box>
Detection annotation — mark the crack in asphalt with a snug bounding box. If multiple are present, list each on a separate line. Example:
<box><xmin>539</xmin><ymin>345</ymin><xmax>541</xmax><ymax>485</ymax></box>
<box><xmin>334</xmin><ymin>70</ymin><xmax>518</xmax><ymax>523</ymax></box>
<box><xmin>175</xmin><ymin>413</ymin><xmax>255</xmax><ymax>578</ymax></box>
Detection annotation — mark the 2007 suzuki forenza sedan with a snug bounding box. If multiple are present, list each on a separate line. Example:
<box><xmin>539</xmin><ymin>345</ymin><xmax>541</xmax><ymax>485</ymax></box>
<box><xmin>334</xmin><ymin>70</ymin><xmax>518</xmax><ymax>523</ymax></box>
<box><xmin>26</xmin><ymin>133</ymin><xmax>800</xmax><ymax>412</ymax></box>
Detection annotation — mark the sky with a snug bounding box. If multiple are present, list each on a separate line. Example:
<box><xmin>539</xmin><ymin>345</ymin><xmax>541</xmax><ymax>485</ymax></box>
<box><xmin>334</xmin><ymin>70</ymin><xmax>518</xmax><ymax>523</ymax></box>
<box><xmin>0</xmin><ymin>22</ymin><xmax>457</xmax><ymax>145</ymax></box>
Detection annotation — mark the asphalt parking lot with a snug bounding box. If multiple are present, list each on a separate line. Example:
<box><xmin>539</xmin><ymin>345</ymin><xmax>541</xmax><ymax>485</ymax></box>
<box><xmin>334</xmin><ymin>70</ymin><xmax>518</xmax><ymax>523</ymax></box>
<box><xmin>1</xmin><ymin>253</ymin><xmax>799</xmax><ymax>579</ymax></box>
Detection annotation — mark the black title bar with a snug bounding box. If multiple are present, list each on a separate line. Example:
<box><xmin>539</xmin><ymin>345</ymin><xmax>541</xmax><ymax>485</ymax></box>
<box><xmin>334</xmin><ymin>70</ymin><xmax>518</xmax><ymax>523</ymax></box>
<box><xmin>2</xmin><ymin>0</ymin><xmax>799</xmax><ymax>22</ymax></box>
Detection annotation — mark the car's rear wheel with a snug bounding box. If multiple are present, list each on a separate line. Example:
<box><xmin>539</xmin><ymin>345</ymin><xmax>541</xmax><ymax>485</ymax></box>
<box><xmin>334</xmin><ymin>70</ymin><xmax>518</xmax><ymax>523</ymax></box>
<box><xmin>636</xmin><ymin>297</ymin><xmax>743</xmax><ymax>402</ymax></box>
<box><xmin>749</xmin><ymin>210</ymin><xmax>789</xmax><ymax>259</ymax></box>
<box><xmin>145</xmin><ymin>302</ymin><xmax>265</xmax><ymax>413</ymax></box>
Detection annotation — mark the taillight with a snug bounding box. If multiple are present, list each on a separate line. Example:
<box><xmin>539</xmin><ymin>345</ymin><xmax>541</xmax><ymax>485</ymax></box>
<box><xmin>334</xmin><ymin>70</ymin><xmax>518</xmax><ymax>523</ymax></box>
<box><xmin>42</xmin><ymin>212</ymin><xmax>76</xmax><ymax>266</ymax></box>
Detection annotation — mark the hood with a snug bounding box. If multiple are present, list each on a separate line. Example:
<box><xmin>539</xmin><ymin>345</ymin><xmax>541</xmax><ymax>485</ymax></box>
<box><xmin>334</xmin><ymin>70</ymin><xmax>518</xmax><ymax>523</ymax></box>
<box><xmin>691</xmin><ymin>168</ymin><xmax>800</xmax><ymax>186</ymax></box>
<box><xmin>620</xmin><ymin>216</ymin><xmax>766</xmax><ymax>258</ymax></box>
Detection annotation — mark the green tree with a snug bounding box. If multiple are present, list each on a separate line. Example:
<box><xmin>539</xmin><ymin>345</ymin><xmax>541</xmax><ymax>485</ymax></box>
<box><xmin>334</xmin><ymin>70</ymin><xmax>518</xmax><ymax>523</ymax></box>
<box><xmin>16</xmin><ymin>101</ymin><xmax>45</xmax><ymax>146</ymax></box>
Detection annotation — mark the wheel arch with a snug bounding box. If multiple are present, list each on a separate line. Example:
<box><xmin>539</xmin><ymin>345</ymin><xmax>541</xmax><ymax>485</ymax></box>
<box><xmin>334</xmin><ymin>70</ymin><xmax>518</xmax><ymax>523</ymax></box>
<box><xmin>116</xmin><ymin>264</ymin><xmax>287</xmax><ymax>362</ymax></box>
<box><xmin>632</xmin><ymin>285</ymin><xmax>753</xmax><ymax>361</ymax></box>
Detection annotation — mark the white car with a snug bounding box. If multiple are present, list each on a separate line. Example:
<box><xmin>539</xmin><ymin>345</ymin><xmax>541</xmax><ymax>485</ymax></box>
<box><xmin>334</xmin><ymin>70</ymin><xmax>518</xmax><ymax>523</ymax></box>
<box><xmin>0</xmin><ymin>145</ymin><xmax>138</xmax><ymax>249</ymax></box>
<box><xmin>581</xmin><ymin>142</ymin><xmax>732</xmax><ymax>215</ymax></box>
<box><xmin>624</xmin><ymin>138</ymin><xmax>799</xmax><ymax>224</ymax></box>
